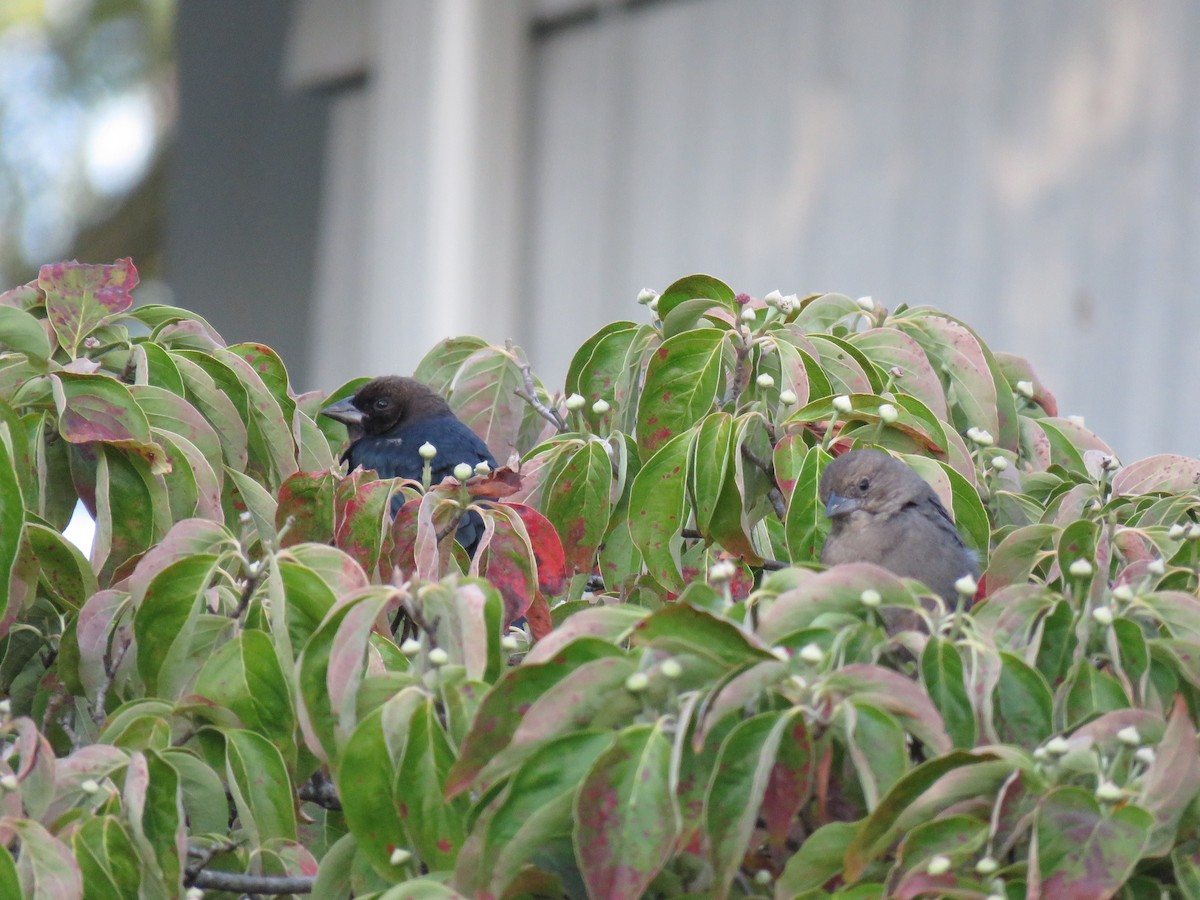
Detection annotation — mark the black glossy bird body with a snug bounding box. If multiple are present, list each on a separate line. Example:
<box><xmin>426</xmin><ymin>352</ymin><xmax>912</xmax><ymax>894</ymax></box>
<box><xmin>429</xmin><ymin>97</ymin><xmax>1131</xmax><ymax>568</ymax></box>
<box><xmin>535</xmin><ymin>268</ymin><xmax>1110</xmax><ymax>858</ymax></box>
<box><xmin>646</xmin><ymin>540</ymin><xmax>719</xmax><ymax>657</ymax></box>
<box><xmin>321</xmin><ymin>376</ymin><xmax>496</xmax><ymax>551</ymax></box>
<box><xmin>819</xmin><ymin>449</ymin><xmax>978</xmax><ymax>606</ymax></box>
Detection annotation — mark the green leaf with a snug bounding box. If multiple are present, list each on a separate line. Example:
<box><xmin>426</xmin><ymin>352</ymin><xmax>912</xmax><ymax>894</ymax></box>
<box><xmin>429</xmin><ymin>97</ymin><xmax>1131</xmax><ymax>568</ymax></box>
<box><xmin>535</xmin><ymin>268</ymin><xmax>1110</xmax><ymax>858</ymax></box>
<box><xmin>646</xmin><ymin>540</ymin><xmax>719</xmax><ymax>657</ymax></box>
<box><xmin>394</xmin><ymin>696</ymin><xmax>469</xmax><ymax>871</ymax></box>
<box><xmin>1064</xmin><ymin>660</ymin><xmax>1129</xmax><ymax>727</ymax></box>
<box><xmin>842</xmin><ymin>701</ymin><xmax>910</xmax><ymax>810</ymax></box>
<box><xmin>544</xmin><ymin>439</ymin><xmax>612</xmax><ymax>576</ymax></box>
<box><xmin>170</xmin><ymin>352</ymin><xmax>250</xmax><ymax>471</ymax></box>
<box><xmin>655</xmin><ymin>273</ymin><xmax>736</xmax><ymax>321</ymax></box>
<box><xmin>413</xmin><ymin>335</ymin><xmax>490</xmax><ymax>395</ymax></box>
<box><xmin>705</xmin><ymin>710</ymin><xmax>803</xmax><ymax>896</ymax></box>
<box><xmin>636</xmin><ymin>329</ymin><xmax>724</xmax><ymax>457</ymax></box>
<box><xmin>0</xmin><ymin>433</ymin><xmax>26</xmax><ymax>632</ymax></box>
<box><xmin>337</xmin><ymin>689</ymin><xmax>424</xmax><ymax>879</ymax></box>
<box><xmin>133</xmin><ymin>554</ymin><xmax>222</xmax><ymax>696</ymax></box>
<box><xmin>39</xmin><ymin>257</ymin><xmax>137</xmax><ymax>357</ymax></box>
<box><xmin>777</xmin><ymin>820</ymin><xmax>858</xmax><ymax>895</ymax></box>
<box><xmin>225</xmin><ymin>728</ymin><xmax>298</xmax><ymax>844</ymax></box>
<box><xmin>448</xmin><ymin>346</ymin><xmax>525</xmax><ymax>462</ymax></box>
<box><xmin>783</xmin><ymin>443</ymin><xmax>831</xmax><ymax>563</ymax></box>
<box><xmin>1034</xmin><ymin>786</ymin><xmax>1152</xmax><ymax>896</ymax></box>
<box><xmin>631</xmin><ymin>602</ymin><xmax>776</xmax><ymax>669</ymax></box>
<box><xmin>627</xmin><ymin>430</ymin><xmax>691</xmax><ymax>592</ymax></box>
<box><xmin>574</xmin><ymin>721</ymin><xmax>675</xmax><ymax>900</ymax></box>
<box><xmin>0</xmin><ymin>306</ymin><xmax>51</xmax><ymax>359</ymax></box>
<box><xmin>193</xmin><ymin>629</ymin><xmax>296</xmax><ymax>769</ymax></box>
<box><xmin>455</xmin><ymin>731</ymin><xmax>613</xmax><ymax>898</ymax></box>
<box><xmin>994</xmin><ymin>651</ymin><xmax>1053</xmax><ymax>748</ymax></box>
<box><xmin>920</xmin><ymin>637</ymin><xmax>976</xmax><ymax>749</ymax></box>
<box><xmin>71</xmin><ymin>817</ymin><xmax>141</xmax><ymax>900</ymax></box>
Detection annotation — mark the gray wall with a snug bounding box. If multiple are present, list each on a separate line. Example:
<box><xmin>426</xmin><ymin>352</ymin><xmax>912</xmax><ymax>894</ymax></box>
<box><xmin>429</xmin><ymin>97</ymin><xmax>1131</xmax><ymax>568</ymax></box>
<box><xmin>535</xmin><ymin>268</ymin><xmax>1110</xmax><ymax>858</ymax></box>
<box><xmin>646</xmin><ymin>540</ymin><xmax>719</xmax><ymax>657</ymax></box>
<box><xmin>168</xmin><ymin>0</ymin><xmax>328</xmax><ymax>383</ymax></box>
<box><xmin>168</xmin><ymin>0</ymin><xmax>1200</xmax><ymax>461</ymax></box>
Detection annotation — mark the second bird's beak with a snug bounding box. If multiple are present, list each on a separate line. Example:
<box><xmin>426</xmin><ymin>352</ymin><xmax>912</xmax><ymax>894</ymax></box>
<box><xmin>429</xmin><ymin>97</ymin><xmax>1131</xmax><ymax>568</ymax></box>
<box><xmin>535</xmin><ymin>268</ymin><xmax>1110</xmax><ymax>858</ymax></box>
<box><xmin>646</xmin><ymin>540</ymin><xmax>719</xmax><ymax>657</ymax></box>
<box><xmin>320</xmin><ymin>397</ymin><xmax>364</xmax><ymax>429</ymax></box>
<box><xmin>824</xmin><ymin>492</ymin><xmax>859</xmax><ymax>518</ymax></box>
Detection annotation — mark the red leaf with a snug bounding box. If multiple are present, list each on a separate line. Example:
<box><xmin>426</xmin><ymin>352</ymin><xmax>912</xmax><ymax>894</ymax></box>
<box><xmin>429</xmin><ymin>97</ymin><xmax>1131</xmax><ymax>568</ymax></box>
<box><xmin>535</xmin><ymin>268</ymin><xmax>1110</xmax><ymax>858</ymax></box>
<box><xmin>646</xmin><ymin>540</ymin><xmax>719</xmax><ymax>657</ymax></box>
<box><xmin>475</xmin><ymin>506</ymin><xmax>538</xmax><ymax>626</ymax></box>
<box><xmin>466</xmin><ymin>464</ymin><xmax>523</xmax><ymax>500</ymax></box>
<box><xmin>276</xmin><ymin>470</ymin><xmax>338</xmax><ymax>545</ymax></box>
<box><xmin>525</xmin><ymin>593</ymin><xmax>553</xmax><ymax>641</ymax></box>
<box><xmin>503</xmin><ymin>502</ymin><xmax>567</xmax><ymax>597</ymax></box>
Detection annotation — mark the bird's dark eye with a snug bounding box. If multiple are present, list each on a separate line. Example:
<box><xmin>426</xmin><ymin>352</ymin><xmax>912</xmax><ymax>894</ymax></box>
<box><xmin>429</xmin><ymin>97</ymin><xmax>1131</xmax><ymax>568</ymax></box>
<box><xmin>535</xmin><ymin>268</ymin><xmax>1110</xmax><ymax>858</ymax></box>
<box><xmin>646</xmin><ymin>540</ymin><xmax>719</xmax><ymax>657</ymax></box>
<box><xmin>374</xmin><ymin>397</ymin><xmax>391</xmax><ymax>410</ymax></box>
<box><xmin>857</xmin><ymin>477</ymin><xmax>870</xmax><ymax>492</ymax></box>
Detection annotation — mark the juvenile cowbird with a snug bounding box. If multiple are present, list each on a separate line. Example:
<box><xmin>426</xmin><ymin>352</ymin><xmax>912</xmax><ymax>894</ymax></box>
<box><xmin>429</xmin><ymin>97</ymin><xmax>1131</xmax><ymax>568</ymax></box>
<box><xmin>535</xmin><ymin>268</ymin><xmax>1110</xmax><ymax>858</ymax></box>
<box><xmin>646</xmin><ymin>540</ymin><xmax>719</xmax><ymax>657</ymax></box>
<box><xmin>321</xmin><ymin>376</ymin><xmax>496</xmax><ymax>552</ymax></box>
<box><xmin>819</xmin><ymin>449</ymin><xmax>978</xmax><ymax>608</ymax></box>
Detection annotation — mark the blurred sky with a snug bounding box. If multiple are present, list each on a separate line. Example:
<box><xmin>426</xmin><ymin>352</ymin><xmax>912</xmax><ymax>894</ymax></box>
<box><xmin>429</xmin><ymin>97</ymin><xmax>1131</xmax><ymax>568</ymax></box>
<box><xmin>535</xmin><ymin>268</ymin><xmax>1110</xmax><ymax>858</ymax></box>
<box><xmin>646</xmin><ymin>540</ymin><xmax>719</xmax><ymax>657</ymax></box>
<box><xmin>0</xmin><ymin>0</ymin><xmax>174</xmax><ymax>286</ymax></box>
<box><xmin>0</xmin><ymin>0</ymin><xmax>175</xmax><ymax>553</ymax></box>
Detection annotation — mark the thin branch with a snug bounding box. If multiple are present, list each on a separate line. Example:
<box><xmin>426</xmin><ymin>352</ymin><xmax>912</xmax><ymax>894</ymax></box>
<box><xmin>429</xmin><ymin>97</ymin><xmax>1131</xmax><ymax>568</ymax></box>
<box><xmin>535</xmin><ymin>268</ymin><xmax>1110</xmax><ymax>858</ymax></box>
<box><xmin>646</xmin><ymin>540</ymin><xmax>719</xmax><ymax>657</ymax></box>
<box><xmin>679</xmin><ymin>528</ymin><xmax>789</xmax><ymax>572</ymax></box>
<box><xmin>190</xmin><ymin>869</ymin><xmax>313</xmax><ymax>895</ymax></box>
<box><xmin>230</xmin><ymin>564</ymin><xmax>261</xmax><ymax>620</ymax></box>
<box><xmin>739</xmin><ymin>445</ymin><xmax>787</xmax><ymax>520</ymax></box>
<box><xmin>721</xmin><ymin>326</ymin><xmax>754</xmax><ymax>407</ymax></box>
<box><xmin>94</xmin><ymin>636</ymin><xmax>131</xmax><ymax>727</ymax></box>
<box><xmin>510</xmin><ymin>342</ymin><xmax>568</xmax><ymax>433</ymax></box>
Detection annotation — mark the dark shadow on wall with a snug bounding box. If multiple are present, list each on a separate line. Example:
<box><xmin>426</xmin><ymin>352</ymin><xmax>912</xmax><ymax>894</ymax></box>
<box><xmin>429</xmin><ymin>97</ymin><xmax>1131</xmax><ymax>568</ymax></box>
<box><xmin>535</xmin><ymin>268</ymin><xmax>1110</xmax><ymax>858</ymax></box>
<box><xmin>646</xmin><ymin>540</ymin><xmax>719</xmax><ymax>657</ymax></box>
<box><xmin>167</xmin><ymin>0</ymin><xmax>328</xmax><ymax>384</ymax></box>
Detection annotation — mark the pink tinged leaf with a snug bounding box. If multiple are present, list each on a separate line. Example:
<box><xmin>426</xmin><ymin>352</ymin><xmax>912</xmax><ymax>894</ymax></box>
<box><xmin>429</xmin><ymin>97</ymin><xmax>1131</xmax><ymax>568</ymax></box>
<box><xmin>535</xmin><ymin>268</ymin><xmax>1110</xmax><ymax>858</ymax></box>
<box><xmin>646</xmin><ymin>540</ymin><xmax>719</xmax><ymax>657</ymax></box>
<box><xmin>39</xmin><ymin>257</ymin><xmax>138</xmax><ymax>356</ymax></box>
<box><xmin>0</xmin><ymin>279</ymin><xmax>44</xmax><ymax>309</ymax></box>
<box><xmin>475</xmin><ymin>504</ymin><xmax>539</xmax><ymax>625</ymax></box>
<box><xmin>1139</xmin><ymin>695</ymin><xmax>1200</xmax><ymax>856</ymax></box>
<box><xmin>449</xmin><ymin>346</ymin><xmax>527</xmax><ymax>462</ymax></box>
<box><xmin>50</xmin><ymin>372</ymin><xmax>169</xmax><ymax>473</ymax></box>
<box><xmin>503</xmin><ymin>502</ymin><xmax>567</xmax><ymax>596</ymax></box>
<box><xmin>4</xmin><ymin>817</ymin><xmax>83</xmax><ymax>898</ymax></box>
<box><xmin>1111</xmin><ymin>454</ymin><xmax>1200</xmax><ymax>498</ymax></box>
<box><xmin>574</xmin><ymin>721</ymin><xmax>676</xmax><ymax>900</ymax></box>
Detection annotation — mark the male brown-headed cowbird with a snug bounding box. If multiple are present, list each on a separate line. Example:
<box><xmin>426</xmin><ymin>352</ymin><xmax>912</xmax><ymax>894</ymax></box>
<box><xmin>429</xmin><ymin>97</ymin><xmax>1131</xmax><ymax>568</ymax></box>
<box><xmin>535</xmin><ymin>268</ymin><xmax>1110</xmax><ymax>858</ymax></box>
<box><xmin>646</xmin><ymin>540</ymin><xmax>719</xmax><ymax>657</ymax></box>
<box><xmin>819</xmin><ymin>449</ymin><xmax>978</xmax><ymax>609</ymax></box>
<box><xmin>321</xmin><ymin>376</ymin><xmax>496</xmax><ymax>552</ymax></box>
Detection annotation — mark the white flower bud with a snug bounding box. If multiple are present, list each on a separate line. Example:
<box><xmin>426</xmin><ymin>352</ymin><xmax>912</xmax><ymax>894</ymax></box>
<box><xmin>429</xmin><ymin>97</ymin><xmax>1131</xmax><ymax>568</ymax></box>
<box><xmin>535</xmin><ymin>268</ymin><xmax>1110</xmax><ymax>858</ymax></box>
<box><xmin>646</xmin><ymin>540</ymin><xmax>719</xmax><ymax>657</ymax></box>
<box><xmin>1095</xmin><ymin>780</ymin><xmax>1122</xmax><ymax>802</ymax></box>
<box><xmin>799</xmin><ymin>643</ymin><xmax>825</xmax><ymax>665</ymax></box>
<box><xmin>1069</xmin><ymin>559</ymin><xmax>1093</xmax><ymax>578</ymax></box>
<box><xmin>1135</xmin><ymin>747</ymin><xmax>1156</xmax><ymax>765</ymax></box>
<box><xmin>565</xmin><ymin>393</ymin><xmax>586</xmax><ymax>411</ymax></box>
<box><xmin>0</xmin><ymin>699</ymin><xmax>9</xmax><ymax>716</ymax></box>
<box><xmin>400</xmin><ymin>638</ymin><xmax>422</xmax><ymax>657</ymax></box>
<box><xmin>763</xmin><ymin>290</ymin><xmax>784</xmax><ymax>307</ymax></box>
<box><xmin>756</xmin><ymin>373</ymin><xmax>775</xmax><ymax>389</ymax></box>
<box><xmin>990</xmin><ymin>456</ymin><xmax>1008</xmax><ymax>471</ymax></box>
<box><xmin>1091</xmin><ymin>606</ymin><xmax>1113</xmax><ymax>626</ymax></box>
<box><xmin>741</xmin><ymin>307</ymin><xmax>757</xmax><ymax>323</ymax></box>
<box><xmin>1033</xmin><ymin>747</ymin><xmax>1048</xmax><ymax>761</ymax></box>
<box><xmin>926</xmin><ymin>855</ymin><xmax>951</xmax><ymax>875</ymax></box>
<box><xmin>877</xmin><ymin>403</ymin><xmax>898</xmax><ymax>424</ymax></box>
<box><xmin>389</xmin><ymin>847</ymin><xmax>413</xmax><ymax>866</ymax></box>
<box><xmin>625</xmin><ymin>672</ymin><xmax>649</xmax><ymax>693</ymax></box>
<box><xmin>1168</xmin><ymin>523</ymin><xmax>1186</xmax><ymax>539</ymax></box>
<box><xmin>779</xmin><ymin>389</ymin><xmax>797</xmax><ymax>405</ymax></box>
<box><xmin>753</xmin><ymin>869</ymin><xmax>772</xmax><ymax>885</ymax></box>
<box><xmin>81</xmin><ymin>779</ymin><xmax>100</xmax><ymax>795</ymax></box>
<box><xmin>1068</xmin><ymin>415</ymin><xmax>1086</xmax><ymax>427</ymax></box>
<box><xmin>975</xmin><ymin>857</ymin><xmax>999</xmax><ymax>875</ymax></box>
<box><xmin>0</xmin><ymin>774</ymin><xmax>16</xmax><ymax>792</ymax></box>
<box><xmin>186</xmin><ymin>889</ymin><xmax>205</xmax><ymax>900</ymax></box>
<box><xmin>1015</xmin><ymin>380</ymin><xmax>1035</xmax><ymax>399</ymax></box>
<box><xmin>591</xmin><ymin>399</ymin><xmax>610</xmax><ymax>415</ymax></box>
<box><xmin>474</xmin><ymin>460</ymin><xmax>491</xmax><ymax>476</ymax></box>
<box><xmin>771</xmin><ymin>647</ymin><xmax>790</xmax><ymax>661</ymax></box>
<box><xmin>1046</xmin><ymin>736</ymin><xmax>1071</xmax><ymax>756</ymax></box>
<box><xmin>1188</xmin><ymin>523</ymin><xmax>1200</xmax><ymax>540</ymax></box>
<box><xmin>966</xmin><ymin>427</ymin><xmax>995</xmax><ymax>447</ymax></box>
<box><xmin>860</xmin><ymin>588</ymin><xmax>882</xmax><ymax>608</ymax></box>
<box><xmin>453</xmin><ymin>463</ymin><xmax>473</xmax><ymax>481</ymax></box>
<box><xmin>777</xmin><ymin>294</ymin><xmax>799</xmax><ymax>314</ymax></box>
<box><xmin>501</xmin><ymin>636</ymin><xmax>520</xmax><ymax>652</ymax></box>
<box><xmin>954</xmin><ymin>575</ymin><xmax>978</xmax><ymax>597</ymax></box>
<box><xmin>418</xmin><ymin>442</ymin><xmax>437</xmax><ymax>460</ymax></box>
<box><xmin>832</xmin><ymin>395</ymin><xmax>853</xmax><ymax>414</ymax></box>
<box><xmin>660</xmin><ymin>658</ymin><xmax>683</xmax><ymax>679</ymax></box>
<box><xmin>1148</xmin><ymin>558</ymin><xmax>1165</xmax><ymax>576</ymax></box>
<box><xmin>1111</xmin><ymin>584</ymin><xmax>1134</xmax><ymax>602</ymax></box>
<box><xmin>709</xmin><ymin>559</ymin><xmax>736</xmax><ymax>582</ymax></box>
<box><xmin>428</xmin><ymin>647</ymin><xmax>449</xmax><ymax>667</ymax></box>
<box><xmin>856</xmin><ymin>296</ymin><xmax>875</xmax><ymax>311</ymax></box>
<box><xmin>1117</xmin><ymin>726</ymin><xmax>1140</xmax><ymax>747</ymax></box>
<box><xmin>637</xmin><ymin>288</ymin><xmax>659</xmax><ymax>305</ymax></box>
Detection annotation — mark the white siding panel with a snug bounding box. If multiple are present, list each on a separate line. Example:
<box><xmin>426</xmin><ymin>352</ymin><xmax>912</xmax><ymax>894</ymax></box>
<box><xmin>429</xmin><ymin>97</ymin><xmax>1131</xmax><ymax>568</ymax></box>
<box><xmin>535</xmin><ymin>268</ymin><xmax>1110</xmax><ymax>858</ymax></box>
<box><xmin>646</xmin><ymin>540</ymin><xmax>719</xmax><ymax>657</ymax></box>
<box><xmin>524</xmin><ymin>0</ymin><xmax>1200</xmax><ymax>460</ymax></box>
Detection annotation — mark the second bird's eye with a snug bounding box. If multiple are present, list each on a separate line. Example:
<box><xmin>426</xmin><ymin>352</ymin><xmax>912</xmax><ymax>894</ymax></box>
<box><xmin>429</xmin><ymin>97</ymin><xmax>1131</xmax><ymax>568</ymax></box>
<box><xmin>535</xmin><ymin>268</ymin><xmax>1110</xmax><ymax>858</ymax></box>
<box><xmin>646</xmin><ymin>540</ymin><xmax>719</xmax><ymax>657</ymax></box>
<box><xmin>374</xmin><ymin>398</ymin><xmax>391</xmax><ymax>410</ymax></box>
<box><xmin>857</xmin><ymin>477</ymin><xmax>870</xmax><ymax>492</ymax></box>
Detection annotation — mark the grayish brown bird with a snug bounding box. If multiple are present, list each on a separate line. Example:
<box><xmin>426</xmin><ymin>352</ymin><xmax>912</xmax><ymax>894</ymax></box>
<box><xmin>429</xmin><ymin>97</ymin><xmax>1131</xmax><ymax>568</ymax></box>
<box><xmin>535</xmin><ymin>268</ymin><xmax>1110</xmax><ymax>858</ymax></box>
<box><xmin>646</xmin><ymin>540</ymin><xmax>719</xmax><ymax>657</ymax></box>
<box><xmin>819</xmin><ymin>449</ymin><xmax>979</xmax><ymax>607</ymax></box>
